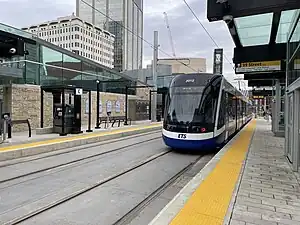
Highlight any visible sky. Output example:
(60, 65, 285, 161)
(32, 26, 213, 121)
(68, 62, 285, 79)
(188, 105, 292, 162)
(0, 0, 246, 86)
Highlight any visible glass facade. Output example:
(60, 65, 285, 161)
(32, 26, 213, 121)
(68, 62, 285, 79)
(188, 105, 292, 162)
(0, 33, 140, 95)
(287, 10, 300, 86)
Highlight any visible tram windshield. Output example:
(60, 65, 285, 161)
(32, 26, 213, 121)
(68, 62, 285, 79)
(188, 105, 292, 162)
(165, 84, 216, 125)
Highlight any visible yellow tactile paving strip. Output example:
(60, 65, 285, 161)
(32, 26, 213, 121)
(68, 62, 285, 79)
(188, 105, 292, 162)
(0, 123, 162, 152)
(169, 120, 256, 225)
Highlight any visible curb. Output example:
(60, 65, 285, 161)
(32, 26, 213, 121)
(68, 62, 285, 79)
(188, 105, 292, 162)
(148, 121, 253, 225)
(0, 125, 162, 162)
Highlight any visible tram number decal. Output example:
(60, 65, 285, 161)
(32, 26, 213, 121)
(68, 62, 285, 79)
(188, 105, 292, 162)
(178, 134, 187, 139)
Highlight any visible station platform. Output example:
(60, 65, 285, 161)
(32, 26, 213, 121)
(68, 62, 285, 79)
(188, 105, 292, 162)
(149, 119, 300, 225)
(0, 121, 162, 162)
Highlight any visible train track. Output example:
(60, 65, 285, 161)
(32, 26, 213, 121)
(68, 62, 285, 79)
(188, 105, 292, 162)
(112, 155, 204, 225)
(4, 149, 173, 225)
(0, 130, 161, 168)
(0, 132, 162, 184)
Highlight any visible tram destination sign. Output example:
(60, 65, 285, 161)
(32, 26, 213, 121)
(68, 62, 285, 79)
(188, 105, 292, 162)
(235, 60, 281, 74)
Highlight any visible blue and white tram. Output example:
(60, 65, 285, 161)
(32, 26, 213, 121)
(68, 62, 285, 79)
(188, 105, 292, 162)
(162, 73, 252, 151)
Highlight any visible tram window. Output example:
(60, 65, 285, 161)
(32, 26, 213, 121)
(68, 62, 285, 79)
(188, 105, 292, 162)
(227, 93, 235, 120)
(241, 101, 243, 116)
(218, 91, 226, 129)
(237, 99, 240, 118)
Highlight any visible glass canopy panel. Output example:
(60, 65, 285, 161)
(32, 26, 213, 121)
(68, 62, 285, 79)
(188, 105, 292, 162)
(234, 13, 273, 47)
(276, 9, 298, 43)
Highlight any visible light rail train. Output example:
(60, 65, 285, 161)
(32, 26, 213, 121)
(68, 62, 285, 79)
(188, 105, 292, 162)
(162, 73, 253, 150)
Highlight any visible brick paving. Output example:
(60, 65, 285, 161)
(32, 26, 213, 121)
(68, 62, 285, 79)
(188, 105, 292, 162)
(228, 119, 300, 225)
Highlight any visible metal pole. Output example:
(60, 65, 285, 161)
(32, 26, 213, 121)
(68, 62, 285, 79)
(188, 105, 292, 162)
(275, 79, 281, 134)
(60, 88, 66, 136)
(149, 90, 152, 120)
(151, 31, 158, 122)
(95, 81, 100, 129)
(3, 119, 7, 142)
(86, 90, 93, 132)
(40, 87, 44, 128)
(124, 86, 128, 125)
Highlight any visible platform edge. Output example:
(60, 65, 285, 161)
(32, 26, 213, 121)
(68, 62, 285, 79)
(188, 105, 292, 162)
(148, 121, 253, 225)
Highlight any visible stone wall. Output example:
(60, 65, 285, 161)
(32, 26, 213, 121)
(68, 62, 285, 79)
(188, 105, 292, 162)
(11, 84, 40, 132)
(3, 84, 144, 132)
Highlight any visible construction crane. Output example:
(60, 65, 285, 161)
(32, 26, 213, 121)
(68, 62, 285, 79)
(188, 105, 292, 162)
(163, 12, 176, 58)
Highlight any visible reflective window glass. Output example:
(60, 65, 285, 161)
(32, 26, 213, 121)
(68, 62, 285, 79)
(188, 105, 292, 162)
(276, 9, 297, 43)
(62, 54, 81, 83)
(234, 13, 273, 46)
(40, 46, 63, 85)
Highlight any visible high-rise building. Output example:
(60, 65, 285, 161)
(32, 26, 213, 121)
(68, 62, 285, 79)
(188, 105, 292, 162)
(21, 14, 115, 68)
(76, 0, 143, 72)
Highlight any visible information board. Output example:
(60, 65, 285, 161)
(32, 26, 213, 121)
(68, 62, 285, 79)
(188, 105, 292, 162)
(115, 100, 120, 113)
(252, 96, 264, 99)
(106, 100, 112, 113)
(235, 60, 281, 74)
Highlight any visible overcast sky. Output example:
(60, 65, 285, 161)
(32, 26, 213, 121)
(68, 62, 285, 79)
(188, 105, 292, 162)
(0, 0, 245, 86)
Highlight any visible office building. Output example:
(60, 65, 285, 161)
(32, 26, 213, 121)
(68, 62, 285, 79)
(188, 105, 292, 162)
(76, 0, 143, 72)
(21, 14, 115, 68)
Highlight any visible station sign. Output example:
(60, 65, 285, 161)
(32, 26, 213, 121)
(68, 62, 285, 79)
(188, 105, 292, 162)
(235, 60, 281, 74)
(252, 90, 272, 96)
(75, 88, 83, 95)
(252, 96, 264, 99)
(213, 48, 223, 75)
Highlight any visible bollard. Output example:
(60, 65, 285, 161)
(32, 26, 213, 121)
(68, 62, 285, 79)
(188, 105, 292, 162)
(106, 116, 109, 129)
(7, 122, 11, 139)
(106, 112, 111, 130)
(2, 119, 7, 142)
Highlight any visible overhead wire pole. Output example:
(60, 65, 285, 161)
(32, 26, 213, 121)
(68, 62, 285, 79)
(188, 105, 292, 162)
(151, 31, 159, 122)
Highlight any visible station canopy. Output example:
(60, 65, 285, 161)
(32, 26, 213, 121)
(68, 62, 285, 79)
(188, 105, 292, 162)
(234, 9, 297, 47)
(205, 0, 300, 88)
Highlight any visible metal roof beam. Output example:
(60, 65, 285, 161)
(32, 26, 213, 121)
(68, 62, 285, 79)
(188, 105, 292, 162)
(226, 20, 242, 48)
(269, 12, 281, 45)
